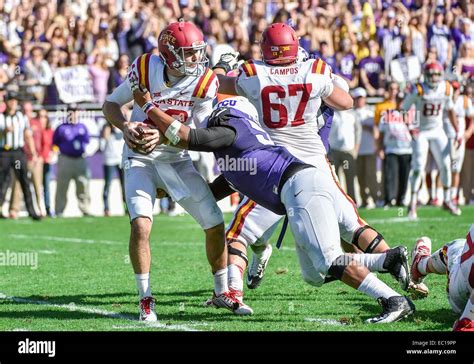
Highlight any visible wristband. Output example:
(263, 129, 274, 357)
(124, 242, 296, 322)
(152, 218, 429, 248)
(164, 119, 182, 145)
(142, 101, 156, 115)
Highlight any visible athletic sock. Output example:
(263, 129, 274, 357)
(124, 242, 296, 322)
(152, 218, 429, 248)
(444, 187, 451, 203)
(135, 273, 151, 298)
(213, 268, 229, 295)
(357, 272, 400, 299)
(417, 256, 430, 275)
(228, 264, 244, 291)
(351, 254, 386, 272)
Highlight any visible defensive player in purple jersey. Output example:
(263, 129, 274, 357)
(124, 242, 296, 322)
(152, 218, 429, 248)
(129, 68, 415, 323)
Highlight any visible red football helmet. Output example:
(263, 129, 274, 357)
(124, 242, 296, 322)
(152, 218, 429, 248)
(158, 21, 208, 76)
(260, 23, 299, 65)
(423, 61, 443, 89)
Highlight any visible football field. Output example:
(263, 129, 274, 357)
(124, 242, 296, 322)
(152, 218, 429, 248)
(0, 206, 473, 332)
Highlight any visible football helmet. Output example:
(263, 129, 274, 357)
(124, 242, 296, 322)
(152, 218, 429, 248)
(260, 23, 299, 65)
(423, 61, 443, 89)
(158, 21, 208, 76)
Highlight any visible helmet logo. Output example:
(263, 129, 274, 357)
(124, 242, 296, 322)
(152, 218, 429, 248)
(160, 31, 176, 46)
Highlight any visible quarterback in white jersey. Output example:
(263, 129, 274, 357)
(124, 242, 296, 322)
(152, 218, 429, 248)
(409, 226, 474, 331)
(402, 61, 460, 218)
(213, 23, 410, 304)
(103, 22, 251, 321)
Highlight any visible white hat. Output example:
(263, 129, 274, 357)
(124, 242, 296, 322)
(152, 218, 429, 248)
(351, 87, 367, 98)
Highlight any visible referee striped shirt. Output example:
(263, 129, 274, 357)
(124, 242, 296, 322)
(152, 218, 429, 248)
(0, 111, 30, 150)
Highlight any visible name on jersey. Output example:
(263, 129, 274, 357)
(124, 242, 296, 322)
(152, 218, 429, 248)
(153, 98, 195, 107)
(270, 67, 298, 75)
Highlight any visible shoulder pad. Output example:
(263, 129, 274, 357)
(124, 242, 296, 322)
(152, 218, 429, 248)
(192, 68, 218, 99)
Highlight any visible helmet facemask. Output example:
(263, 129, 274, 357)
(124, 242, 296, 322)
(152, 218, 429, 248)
(425, 70, 442, 89)
(167, 42, 208, 77)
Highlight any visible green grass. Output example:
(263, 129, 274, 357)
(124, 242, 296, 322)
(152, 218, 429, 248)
(0, 206, 472, 331)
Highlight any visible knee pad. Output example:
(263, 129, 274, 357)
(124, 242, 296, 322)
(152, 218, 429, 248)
(227, 239, 248, 265)
(352, 225, 384, 253)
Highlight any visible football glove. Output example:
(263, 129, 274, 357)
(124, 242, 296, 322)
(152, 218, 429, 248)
(213, 52, 240, 74)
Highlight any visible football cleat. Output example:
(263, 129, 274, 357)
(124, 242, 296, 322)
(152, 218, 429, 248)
(247, 244, 273, 289)
(442, 201, 461, 216)
(210, 291, 253, 315)
(366, 296, 415, 324)
(453, 318, 474, 332)
(139, 296, 157, 322)
(382, 246, 410, 291)
(411, 237, 432, 284)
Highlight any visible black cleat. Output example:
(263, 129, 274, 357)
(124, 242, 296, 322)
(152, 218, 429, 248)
(383, 246, 410, 291)
(246, 244, 272, 289)
(366, 296, 415, 324)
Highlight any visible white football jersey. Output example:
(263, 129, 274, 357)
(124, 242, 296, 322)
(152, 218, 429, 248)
(443, 95, 473, 138)
(235, 58, 334, 163)
(106, 54, 218, 162)
(402, 80, 454, 131)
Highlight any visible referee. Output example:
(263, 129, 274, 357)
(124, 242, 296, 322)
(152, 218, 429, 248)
(0, 92, 41, 220)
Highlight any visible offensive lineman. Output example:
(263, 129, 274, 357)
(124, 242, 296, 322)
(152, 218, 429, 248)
(102, 21, 251, 321)
(402, 62, 461, 219)
(211, 23, 409, 303)
(409, 226, 474, 331)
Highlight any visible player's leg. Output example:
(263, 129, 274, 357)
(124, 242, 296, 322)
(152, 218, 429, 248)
(54, 155, 72, 217)
(409, 132, 429, 218)
(172, 159, 251, 315)
(430, 130, 460, 215)
(451, 140, 465, 205)
(124, 158, 159, 321)
(225, 198, 281, 293)
(281, 167, 414, 323)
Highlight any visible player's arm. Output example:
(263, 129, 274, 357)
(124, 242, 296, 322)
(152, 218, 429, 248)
(208, 174, 235, 201)
(102, 78, 145, 150)
(323, 85, 353, 110)
(212, 52, 240, 95)
(130, 72, 235, 152)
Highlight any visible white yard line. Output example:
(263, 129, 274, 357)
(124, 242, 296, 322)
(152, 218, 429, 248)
(0, 293, 201, 332)
(366, 216, 451, 224)
(305, 317, 347, 326)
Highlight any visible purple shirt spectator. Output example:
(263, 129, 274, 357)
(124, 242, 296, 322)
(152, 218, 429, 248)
(358, 56, 384, 89)
(53, 122, 90, 158)
(339, 53, 356, 81)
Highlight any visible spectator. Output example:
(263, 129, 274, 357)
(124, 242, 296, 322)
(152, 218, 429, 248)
(377, 82, 412, 207)
(452, 17, 473, 52)
(352, 88, 378, 208)
(454, 42, 474, 80)
(427, 9, 453, 68)
(53, 104, 91, 217)
(24, 46, 53, 104)
(87, 49, 110, 104)
(101, 123, 124, 216)
(0, 92, 40, 220)
(38, 109, 55, 217)
(358, 40, 385, 96)
(377, 9, 403, 77)
(337, 38, 358, 88)
(108, 54, 130, 93)
(329, 109, 361, 202)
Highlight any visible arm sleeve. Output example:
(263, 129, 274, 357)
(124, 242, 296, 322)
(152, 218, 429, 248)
(105, 76, 133, 106)
(188, 126, 236, 152)
(208, 174, 235, 201)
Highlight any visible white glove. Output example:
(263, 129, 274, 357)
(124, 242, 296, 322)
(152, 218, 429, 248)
(213, 51, 240, 73)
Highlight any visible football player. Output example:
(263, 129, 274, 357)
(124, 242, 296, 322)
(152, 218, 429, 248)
(443, 82, 474, 205)
(402, 62, 461, 219)
(128, 85, 416, 323)
(210, 23, 409, 303)
(102, 21, 251, 321)
(409, 225, 474, 331)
